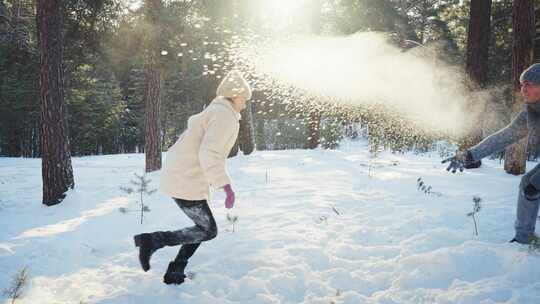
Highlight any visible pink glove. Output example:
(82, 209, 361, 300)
(223, 184, 235, 209)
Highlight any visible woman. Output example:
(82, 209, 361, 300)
(134, 70, 252, 285)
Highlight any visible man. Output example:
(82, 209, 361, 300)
(444, 63, 540, 244)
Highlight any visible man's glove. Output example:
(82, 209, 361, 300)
(223, 184, 235, 209)
(442, 150, 475, 173)
(524, 183, 540, 201)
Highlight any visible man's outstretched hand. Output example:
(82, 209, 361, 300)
(442, 151, 474, 173)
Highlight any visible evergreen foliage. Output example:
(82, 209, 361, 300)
(0, 1, 531, 155)
(119, 172, 156, 224)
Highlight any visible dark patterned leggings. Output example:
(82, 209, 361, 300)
(151, 198, 217, 262)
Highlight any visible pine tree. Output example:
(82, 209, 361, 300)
(467, 196, 482, 236)
(460, 0, 493, 169)
(3, 266, 29, 304)
(306, 0, 323, 149)
(144, 0, 162, 172)
(37, 0, 74, 206)
(120, 173, 156, 224)
(504, 0, 535, 175)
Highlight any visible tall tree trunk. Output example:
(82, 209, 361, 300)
(461, 0, 492, 169)
(144, 0, 162, 173)
(229, 0, 254, 155)
(504, 0, 535, 175)
(33, 119, 41, 157)
(207, 0, 254, 156)
(238, 100, 255, 155)
(465, 0, 492, 88)
(228, 141, 239, 158)
(12, 0, 24, 49)
(535, 7, 540, 62)
(306, 0, 322, 149)
(255, 117, 267, 151)
(253, 95, 267, 151)
(307, 108, 321, 149)
(0, 0, 7, 42)
(37, 0, 74, 206)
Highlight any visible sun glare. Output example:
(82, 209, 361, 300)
(260, 0, 307, 24)
(241, 33, 469, 134)
(126, 0, 143, 11)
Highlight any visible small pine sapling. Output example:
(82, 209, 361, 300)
(330, 289, 343, 304)
(417, 178, 442, 197)
(120, 173, 156, 224)
(3, 267, 28, 304)
(367, 145, 382, 178)
(467, 196, 482, 236)
(315, 215, 328, 224)
(417, 177, 430, 193)
(226, 213, 238, 232)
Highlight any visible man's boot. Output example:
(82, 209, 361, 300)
(510, 234, 540, 245)
(134, 233, 163, 272)
(163, 260, 188, 285)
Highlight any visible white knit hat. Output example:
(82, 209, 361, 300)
(216, 70, 252, 100)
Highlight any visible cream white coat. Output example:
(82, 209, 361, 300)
(160, 97, 240, 200)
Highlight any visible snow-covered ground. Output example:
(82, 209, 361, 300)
(1, 140, 540, 304)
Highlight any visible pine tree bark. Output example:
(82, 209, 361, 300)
(228, 101, 255, 157)
(465, 0, 492, 89)
(37, 0, 74, 206)
(0, 0, 7, 42)
(144, 0, 162, 173)
(307, 109, 321, 149)
(238, 100, 255, 155)
(461, 0, 492, 169)
(306, 0, 322, 149)
(504, 0, 535, 175)
(228, 141, 239, 158)
(255, 113, 267, 151)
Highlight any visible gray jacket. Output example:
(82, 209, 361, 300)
(469, 103, 540, 186)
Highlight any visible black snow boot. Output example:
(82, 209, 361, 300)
(134, 233, 162, 272)
(163, 261, 188, 285)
